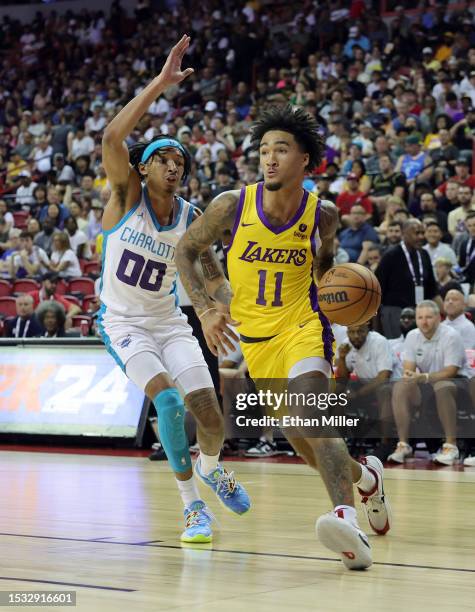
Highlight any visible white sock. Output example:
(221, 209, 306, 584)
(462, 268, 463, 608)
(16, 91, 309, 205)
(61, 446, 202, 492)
(176, 476, 201, 508)
(199, 451, 220, 475)
(334, 505, 357, 524)
(356, 464, 377, 493)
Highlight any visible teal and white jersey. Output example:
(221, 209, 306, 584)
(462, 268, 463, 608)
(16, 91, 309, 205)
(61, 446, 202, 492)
(100, 185, 195, 320)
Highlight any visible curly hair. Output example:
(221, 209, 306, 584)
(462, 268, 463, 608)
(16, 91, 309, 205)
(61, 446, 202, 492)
(250, 105, 324, 170)
(35, 300, 66, 331)
(128, 134, 191, 180)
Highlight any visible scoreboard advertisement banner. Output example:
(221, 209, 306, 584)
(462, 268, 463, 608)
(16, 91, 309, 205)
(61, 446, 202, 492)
(0, 345, 146, 437)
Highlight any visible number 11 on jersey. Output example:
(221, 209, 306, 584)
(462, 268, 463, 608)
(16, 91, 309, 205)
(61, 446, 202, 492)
(256, 270, 284, 307)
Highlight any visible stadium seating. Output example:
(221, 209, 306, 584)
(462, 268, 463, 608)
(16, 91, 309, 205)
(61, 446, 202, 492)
(0, 297, 17, 318)
(81, 261, 101, 276)
(12, 279, 40, 294)
(82, 294, 99, 313)
(12, 211, 29, 229)
(0, 280, 12, 297)
(55, 279, 68, 295)
(71, 314, 93, 333)
(63, 295, 82, 307)
(68, 277, 95, 297)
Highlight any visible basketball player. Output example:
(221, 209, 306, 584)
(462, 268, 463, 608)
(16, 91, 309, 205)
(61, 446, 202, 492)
(176, 105, 391, 569)
(100, 36, 249, 543)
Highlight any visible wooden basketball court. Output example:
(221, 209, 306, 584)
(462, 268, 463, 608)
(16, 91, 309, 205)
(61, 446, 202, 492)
(1, 451, 474, 611)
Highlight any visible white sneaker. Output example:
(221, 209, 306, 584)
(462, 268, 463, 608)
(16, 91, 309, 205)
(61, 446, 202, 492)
(433, 443, 459, 465)
(463, 455, 475, 467)
(358, 456, 392, 536)
(245, 439, 279, 457)
(316, 512, 372, 570)
(387, 442, 413, 464)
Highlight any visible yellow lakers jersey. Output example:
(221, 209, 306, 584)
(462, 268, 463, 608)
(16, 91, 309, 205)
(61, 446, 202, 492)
(227, 182, 322, 338)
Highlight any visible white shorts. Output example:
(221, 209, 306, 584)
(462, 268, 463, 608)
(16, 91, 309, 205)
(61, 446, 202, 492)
(98, 309, 212, 393)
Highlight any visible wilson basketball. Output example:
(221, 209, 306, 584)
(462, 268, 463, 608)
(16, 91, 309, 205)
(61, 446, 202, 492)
(318, 263, 381, 326)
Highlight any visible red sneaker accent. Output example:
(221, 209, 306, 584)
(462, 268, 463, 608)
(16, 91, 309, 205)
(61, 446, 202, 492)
(357, 465, 379, 499)
(342, 551, 356, 559)
(368, 517, 390, 536)
(335, 509, 345, 519)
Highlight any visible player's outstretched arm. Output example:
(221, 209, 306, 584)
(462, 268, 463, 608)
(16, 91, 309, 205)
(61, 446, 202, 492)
(102, 36, 194, 227)
(176, 190, 240, 356)
(313, 200, 339, 281)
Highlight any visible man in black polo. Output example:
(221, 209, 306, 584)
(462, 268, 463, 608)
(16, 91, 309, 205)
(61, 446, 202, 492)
(375, 219, 441, 338)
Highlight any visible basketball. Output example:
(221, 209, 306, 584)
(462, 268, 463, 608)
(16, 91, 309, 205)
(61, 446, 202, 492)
(318, 263, 381, 326)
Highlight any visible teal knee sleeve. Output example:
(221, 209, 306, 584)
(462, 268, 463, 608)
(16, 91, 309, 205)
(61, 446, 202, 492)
(154, 388, 192, 473)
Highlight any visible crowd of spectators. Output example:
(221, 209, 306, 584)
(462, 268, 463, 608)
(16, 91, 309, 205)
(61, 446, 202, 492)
(1, 1, 475, 462)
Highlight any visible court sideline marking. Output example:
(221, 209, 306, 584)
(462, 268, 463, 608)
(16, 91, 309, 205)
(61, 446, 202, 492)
(0, 576, 135, 592)
(1, 531, 474, 575)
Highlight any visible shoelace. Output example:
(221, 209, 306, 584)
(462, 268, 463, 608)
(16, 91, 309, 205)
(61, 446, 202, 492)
(215, 469, 237, 498)
(185, 510, 202, 529)
(185, 506, 215, 529)
(441, 444, 456, 454)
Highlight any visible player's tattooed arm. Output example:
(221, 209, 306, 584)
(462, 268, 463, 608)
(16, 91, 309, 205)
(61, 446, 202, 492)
(176, 191, 240, 356)
(192, 208, 232, 303)
(176, 190, 240, 315)
(313, 200, 338, 281)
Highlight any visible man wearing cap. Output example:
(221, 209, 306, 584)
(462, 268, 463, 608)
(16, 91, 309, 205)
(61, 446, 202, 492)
(395, 135, 432, 186)
(15, 170, 38, 207)
(339, 204, 379, 263)
(29, 272, 81, 324)
(343, 26, 370, 59)
(435, 156, 475, 199)
(336, 172, 373, 221)
(54, 153, 75, 184)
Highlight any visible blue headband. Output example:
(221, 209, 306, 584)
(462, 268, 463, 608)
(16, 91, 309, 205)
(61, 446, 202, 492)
(140, 138, 187, 164)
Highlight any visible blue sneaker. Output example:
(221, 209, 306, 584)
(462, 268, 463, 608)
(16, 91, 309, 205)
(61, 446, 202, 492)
(195, 458, 251, 515)
(181, 500, 213, 543)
